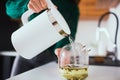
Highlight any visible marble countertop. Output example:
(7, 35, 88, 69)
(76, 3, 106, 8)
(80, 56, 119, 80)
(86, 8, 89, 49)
(7, 62, 120, 80)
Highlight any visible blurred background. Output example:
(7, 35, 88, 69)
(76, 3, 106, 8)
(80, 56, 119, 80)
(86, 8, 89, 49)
(0, 0, 20, 79)
(75, 0, 120, 65)
(0, 0, 120, 80)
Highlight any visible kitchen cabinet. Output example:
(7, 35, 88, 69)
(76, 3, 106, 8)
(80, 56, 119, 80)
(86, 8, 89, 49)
(79, 0, 109, 20)
(79, 0, 120, 20)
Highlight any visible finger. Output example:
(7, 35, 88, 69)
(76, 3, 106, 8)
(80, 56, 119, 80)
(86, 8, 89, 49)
(55, 48, 61, 58)
(28, 3, 37, 12)
(35, 0, 42, 9)
(29, 0, 42, 13)
(40, 0, 47, 9)
(28, 1, 39, 13)
(41, 0, 57, 9)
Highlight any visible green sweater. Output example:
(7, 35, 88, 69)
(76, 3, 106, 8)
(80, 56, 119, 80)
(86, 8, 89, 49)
(6, 0, 79, 54)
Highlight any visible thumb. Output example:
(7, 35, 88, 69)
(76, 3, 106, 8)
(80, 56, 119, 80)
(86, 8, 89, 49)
(55, 48, 61, 59)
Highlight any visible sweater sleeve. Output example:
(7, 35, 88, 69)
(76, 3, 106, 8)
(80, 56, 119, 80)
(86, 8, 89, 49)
(6, 0, 29, 19)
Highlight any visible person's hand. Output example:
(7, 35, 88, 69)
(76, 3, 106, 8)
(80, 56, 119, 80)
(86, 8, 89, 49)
(55, 48, 70, 66)
(28, 0, 47, 13)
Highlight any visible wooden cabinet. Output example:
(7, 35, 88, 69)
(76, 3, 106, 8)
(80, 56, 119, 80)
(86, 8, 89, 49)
(78, 0, 109, 20)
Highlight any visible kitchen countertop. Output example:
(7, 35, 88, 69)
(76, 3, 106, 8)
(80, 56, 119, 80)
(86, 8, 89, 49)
(7, 61, 120, 80)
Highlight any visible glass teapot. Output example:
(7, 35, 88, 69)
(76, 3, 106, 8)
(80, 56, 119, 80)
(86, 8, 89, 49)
(58, 42, 90, 80)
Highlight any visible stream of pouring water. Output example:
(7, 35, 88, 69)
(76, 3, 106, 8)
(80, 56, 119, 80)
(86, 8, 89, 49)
(68, 35, 74, 44)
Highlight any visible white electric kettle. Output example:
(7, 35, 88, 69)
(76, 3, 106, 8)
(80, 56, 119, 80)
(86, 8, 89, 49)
(11, 0, 71, 59)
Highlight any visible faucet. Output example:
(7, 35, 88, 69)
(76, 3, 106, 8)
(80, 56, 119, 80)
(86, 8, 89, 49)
(97, 11, 119, 62)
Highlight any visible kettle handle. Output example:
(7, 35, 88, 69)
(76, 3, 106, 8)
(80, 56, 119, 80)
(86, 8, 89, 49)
(21, 0, 55, 25)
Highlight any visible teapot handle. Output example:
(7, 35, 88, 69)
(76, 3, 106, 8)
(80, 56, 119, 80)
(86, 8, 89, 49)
(21, 0, 55, 25)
